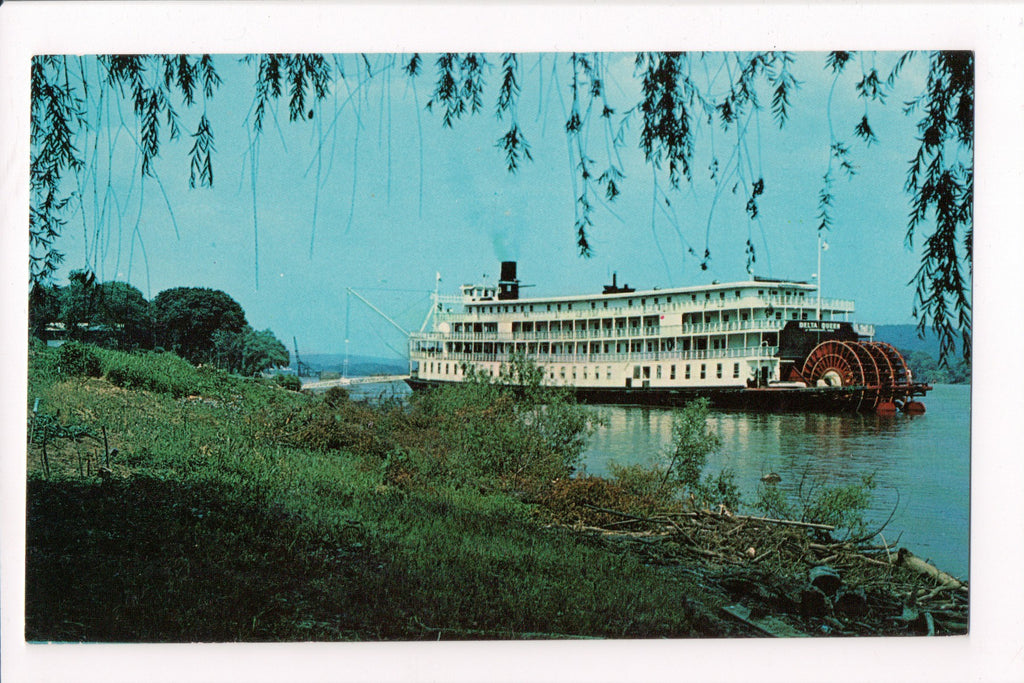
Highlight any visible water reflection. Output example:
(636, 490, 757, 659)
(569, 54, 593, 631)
(582, 385, 970, 578)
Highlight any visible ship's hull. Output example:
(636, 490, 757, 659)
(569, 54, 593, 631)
(403, 378, 930, 414)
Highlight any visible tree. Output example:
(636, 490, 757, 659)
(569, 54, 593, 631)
(29, 52, 972, 363)
(92, 281, 153, 350)
(241, 327, 289, 375)
(59, 270, 102, 342)
(28, 282, 61, 340)
(152, 287, 247, 364)
(212, 325, 289, 375)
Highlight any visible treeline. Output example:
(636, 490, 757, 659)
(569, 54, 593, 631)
(29, 271, 289, 376)
(902, 349, 971, 385)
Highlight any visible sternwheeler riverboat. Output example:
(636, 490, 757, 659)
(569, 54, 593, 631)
(406, 262, 930, 414)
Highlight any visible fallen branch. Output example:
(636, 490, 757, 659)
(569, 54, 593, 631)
(897, 548, 964, 589)
(729, 514, 836, 531)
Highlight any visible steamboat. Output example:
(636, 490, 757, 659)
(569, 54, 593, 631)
(406, 262, 930, 414)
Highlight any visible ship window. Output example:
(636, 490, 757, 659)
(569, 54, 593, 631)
(654, 298, 658, 304)
(642, 366, 651, 379)
(776, 312, 782, 320)
(628, 299, 633, 306)
(633, 366, 641, 379)
(530, 305, 534, 311)
(705, 293, 710, 300)
(557, 304, 562, 311)
(742, 312, 749, 321)
(445, 363, 450, 374)
(573, 367, 577, 380)
(685, 365, 691, 379)
(792, 312, 799, 319)
(607, 366, 612, 379)
(667, 297, 672, 303)
(723, 314, 729, 322)
(733, 363, 740, 378)
(547, 304, 551, 311)
(802, 312, 808, 320)
(603, 301, 608, 308)
(560, 367, 566, 379)
(656, 365, 662, 379)
(719, 292, 725, 299)
(670, 365, 676, 380)
(735, 290, 741, 297)
(758, 290, 764, 295)
(691, 295, 696, 301)
(591, 302, 596, 309)
(568, 304, 573, 310)
(700, 364, 706, 379)
(583, 367, 588, 379)
(716, 363, 722, 379)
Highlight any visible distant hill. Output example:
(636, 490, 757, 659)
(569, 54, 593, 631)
(873, 324, 968, 358)
(873, 324, 970, 384)
(300, 353, 407, 377)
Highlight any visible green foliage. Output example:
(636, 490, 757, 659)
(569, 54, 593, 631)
(100, 349, 203, 397)
(29, 282, 61, 339)
(659, 399, 742, 510)
(29, 410, 93, 446)
(802, 474, 878, 538)
(153, 286, 247, 364)
(56, 341, 102, 377)
(276, 373, 303, 391)
(903, 349, 970, 384)
(213, 326, 290, 375)
(753, 472, 878, 540)
(664, 398, 720, 489)
(408, 360, 598, 489)
(753, 481, 796, 521)
(701, 468, 742, 512)
(323, 385, 349, 406)
(25, 350, 706, 640)
(91, 281, 153, 350)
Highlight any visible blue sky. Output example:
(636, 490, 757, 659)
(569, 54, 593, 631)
(53, 52, 939, 357)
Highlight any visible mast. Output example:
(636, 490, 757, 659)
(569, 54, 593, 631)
(344, 290, 351, 379)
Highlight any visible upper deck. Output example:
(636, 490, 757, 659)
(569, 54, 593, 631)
(436, 280, 855, 325)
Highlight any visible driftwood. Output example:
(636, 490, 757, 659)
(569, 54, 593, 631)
(897, 548, 964, 589)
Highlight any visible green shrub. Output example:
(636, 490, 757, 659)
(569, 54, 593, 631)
(56, 342, 102, 378)
(275, 374, 302, 391)
(323, 385, 348, 406)
(752, 472, 878, 539)
(408, 371, 597, 490)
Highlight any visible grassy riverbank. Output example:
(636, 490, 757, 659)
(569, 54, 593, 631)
(25, 343, 967, 641)
(26, 344, 728, 640)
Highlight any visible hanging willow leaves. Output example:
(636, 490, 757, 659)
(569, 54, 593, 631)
(28, 51, 973, 364)
(904, 50, 973, 364)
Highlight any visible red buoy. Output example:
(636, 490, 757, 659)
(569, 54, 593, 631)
(875, 400, 898, 416)
(904, 401, 926, 414)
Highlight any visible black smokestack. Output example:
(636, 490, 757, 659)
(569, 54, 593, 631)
(498, 261, 519, 300)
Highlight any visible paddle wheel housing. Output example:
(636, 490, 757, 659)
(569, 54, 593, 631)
(800, 340, 930, 413)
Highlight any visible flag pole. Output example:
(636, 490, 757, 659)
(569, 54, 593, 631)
(816, 233, 822, 321)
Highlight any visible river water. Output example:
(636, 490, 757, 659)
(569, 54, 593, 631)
(582, 384, 971, 579)
(352, 380, 970, 579)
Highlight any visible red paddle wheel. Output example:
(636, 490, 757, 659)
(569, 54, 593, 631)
(801, 339, 925, 413)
